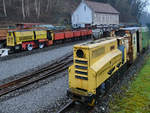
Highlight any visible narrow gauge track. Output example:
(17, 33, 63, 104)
(0, 39, 90, 61)
(57, 100, 75, 113)
(0, 52, 73, 97)
(57, 65, 132, 113)
(57, 51, 149, 113)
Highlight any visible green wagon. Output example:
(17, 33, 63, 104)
(141, 27, 150, 51)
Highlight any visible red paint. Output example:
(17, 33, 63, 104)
(80, 30, 87, 36)
(46, 40, 53, 46)
(88, 29, 92, 35)
(54, 32, 65, 40)
(73, 31, 81, 37)
(38, 39, 47, 42)
(22, 41, 36, 50)
(64, 31, 74, 39)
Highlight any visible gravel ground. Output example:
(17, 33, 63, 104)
(0, 71, 69, 113)
(0, 44, 75, 81)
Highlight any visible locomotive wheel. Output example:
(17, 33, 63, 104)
(88, 98, 96, 107)
(27, 44, 33, 51)
(39, 43, 45, 49)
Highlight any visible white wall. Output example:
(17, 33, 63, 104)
(72, 2, 93, 27)
(93, 13, 119, 25)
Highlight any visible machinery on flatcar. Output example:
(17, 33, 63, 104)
(67, 27, 150, 106)
(6, 29, 92, 51)
(7, 29, 52, 51)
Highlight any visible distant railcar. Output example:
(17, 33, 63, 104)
(7, 30, 51, 51)
(141, 27, 150, 51)
(6, 29, 92, 51)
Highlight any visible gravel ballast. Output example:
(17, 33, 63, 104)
(0, 45, 74, 81)
(0, 71, 69, 113)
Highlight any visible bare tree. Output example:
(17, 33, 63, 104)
(37, 0, 41, 18)
(8, 0, 12, 6)
(22, 0, 25, 19)
(26, 0, 30, 16)
(46, 0, 50, 12)
(34, 0, 38, 16)
(3, 0, 7, 16)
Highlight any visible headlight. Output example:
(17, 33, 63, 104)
(76, 49, 84, 58)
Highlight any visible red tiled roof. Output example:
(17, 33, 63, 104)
(86, 1, 119, 14)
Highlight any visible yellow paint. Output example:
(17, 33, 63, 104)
(132, 33, 137, 61)
(69, 37, 126, 97)
(15, 31, 34, 45)
(7, 30, 48, 47)
(35, 30, 47, 40)
(7, 32, 15, 46)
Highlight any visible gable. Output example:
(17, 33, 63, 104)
(72, 2, 93, 16)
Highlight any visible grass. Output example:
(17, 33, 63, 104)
(109, 56, 150, 113)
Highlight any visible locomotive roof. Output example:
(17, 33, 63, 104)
(8, 29, 48, 32)
(75, 37, 116, 48)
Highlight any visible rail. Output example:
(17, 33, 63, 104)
(0, 53, 73, 97)
(57, 100, 75, 113)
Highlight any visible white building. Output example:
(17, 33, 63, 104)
(71, 0, 119, 28)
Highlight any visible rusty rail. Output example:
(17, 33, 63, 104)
(0, 53, 73, 97)
(57, 100, 75, 113)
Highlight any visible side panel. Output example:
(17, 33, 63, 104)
(54, 32, 65, 40)
(88, 29, 92, 35)
(35, 30, 47, 40)
(15, 31, 34, 45)
(90, 49, 122, 93)
(89, 40, 117, 66)
(132, 33, 137, 61)
(125, 34, 133, 63)
(124, 38, 129, 61)
(65, 31, 74, 39)
(142, 27, 150, 50)
(80, 29, 88, 36)
(0, 29, 7, 40)
(7, 32, 15, 46)
(73, 31, 81, 37)
(139, 31, 143, 53)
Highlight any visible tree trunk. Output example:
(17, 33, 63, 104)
(3, 0, 7, 16)
(37, 0, 41, 18)
(22, 0, 25, 19)
(35, 0, 38, 16)
(46, 0, 50, 12)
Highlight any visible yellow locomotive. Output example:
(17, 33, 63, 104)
(67, 37, 127, 106)
(7, 29, 53, 51)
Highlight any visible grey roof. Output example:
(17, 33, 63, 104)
(86, 1, 119, 14)
(121, 27, 140, 30)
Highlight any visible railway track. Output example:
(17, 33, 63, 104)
(57, 51, 149, 113)
(57, 100, 75, 113)
(0, 39, 90, 61)
(0, 52, 73, 97)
